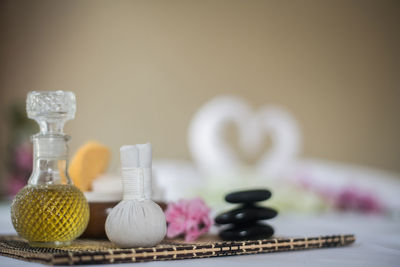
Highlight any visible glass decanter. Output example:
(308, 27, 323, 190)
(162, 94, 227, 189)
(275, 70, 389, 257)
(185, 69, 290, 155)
(11, 91, 89, 247)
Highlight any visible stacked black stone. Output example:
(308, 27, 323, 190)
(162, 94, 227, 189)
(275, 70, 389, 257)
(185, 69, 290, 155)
(215, 189, 277, 241)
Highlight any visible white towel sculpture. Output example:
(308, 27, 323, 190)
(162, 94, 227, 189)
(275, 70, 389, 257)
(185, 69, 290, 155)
(188, 95, 301, 177)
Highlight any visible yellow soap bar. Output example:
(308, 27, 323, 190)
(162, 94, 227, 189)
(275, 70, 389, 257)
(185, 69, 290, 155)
(69, 141, 111, 191)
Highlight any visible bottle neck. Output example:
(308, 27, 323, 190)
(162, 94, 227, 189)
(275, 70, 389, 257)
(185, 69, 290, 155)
(28, 134, 72, 185)
(37, 119, 65, 134)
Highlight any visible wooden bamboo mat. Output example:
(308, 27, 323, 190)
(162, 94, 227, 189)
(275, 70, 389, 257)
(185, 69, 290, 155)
(0, 234, 355, 265)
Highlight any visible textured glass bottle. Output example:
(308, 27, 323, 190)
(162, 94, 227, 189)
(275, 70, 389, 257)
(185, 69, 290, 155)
(11, 91, 89, 247)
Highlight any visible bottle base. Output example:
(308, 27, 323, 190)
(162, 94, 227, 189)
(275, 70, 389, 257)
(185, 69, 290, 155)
(28, 241, 71, 248)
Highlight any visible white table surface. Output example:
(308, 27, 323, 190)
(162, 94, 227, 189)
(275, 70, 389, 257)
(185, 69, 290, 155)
(1, 203, 400, 267)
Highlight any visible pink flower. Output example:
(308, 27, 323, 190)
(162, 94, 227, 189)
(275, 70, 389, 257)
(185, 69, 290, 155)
(165, 198, 213, 242)
(14, 142, 33, 171)
(335, 187, 383, 214)
(295, 173, 385, 215)
(7, 174, 27, 197)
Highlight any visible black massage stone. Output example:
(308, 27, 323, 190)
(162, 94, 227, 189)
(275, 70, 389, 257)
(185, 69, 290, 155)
(215, 205, 278, 224)
(225, 189, 272, 204)
(219, 222, 274, 241)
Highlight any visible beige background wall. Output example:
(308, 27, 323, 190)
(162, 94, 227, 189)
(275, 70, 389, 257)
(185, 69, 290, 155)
(1, 0, 399, 174)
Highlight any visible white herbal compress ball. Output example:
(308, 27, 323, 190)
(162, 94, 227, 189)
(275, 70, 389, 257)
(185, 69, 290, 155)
(105, 143, 166, 247)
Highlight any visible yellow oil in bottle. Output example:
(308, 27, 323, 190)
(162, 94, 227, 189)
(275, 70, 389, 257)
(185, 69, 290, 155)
(11, 184, 89, 247)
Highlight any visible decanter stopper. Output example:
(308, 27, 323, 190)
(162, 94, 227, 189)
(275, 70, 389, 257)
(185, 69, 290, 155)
(26, 91, 76, 134)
